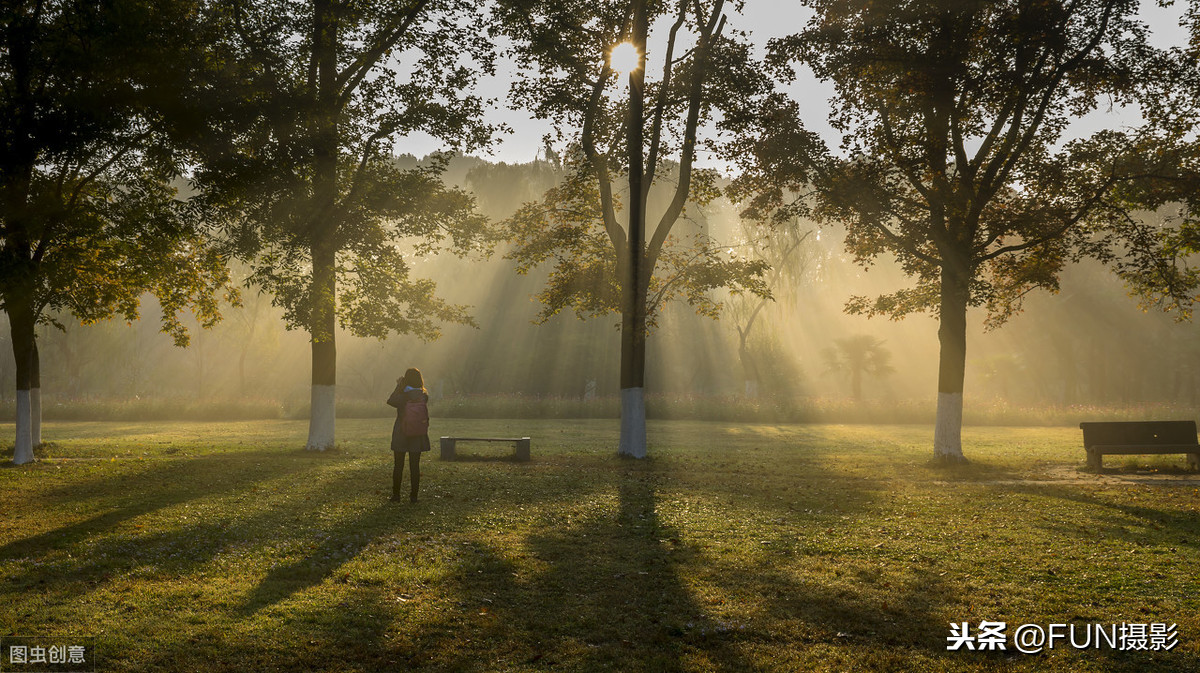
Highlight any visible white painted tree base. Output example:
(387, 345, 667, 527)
(306, 384, 336, 451)
(934, 391, 967, 462)
(31, 387, 41, 447)
(618, 387, 647, 458)
(13, 390, 34, 465)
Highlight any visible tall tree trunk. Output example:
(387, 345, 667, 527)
(238, 345, 247, 397)
(851, 365, 863, 402)
(737, 336, 759, 399)
(934, 261, 969, 463)
(307, 243, 337, 450)
(9, 299, 36, 464)
(30, 339, 40, 446)
(618, 305, 648, 457)
(737, 296, 768, 398)
(195, 331, 205, 399)
(4, 2, 40, 464)
(306, 0, 339, 451)
(618, 0, 649, 459)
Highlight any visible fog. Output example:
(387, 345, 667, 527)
(5, 154, 1198, 417)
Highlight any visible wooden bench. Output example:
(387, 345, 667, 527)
(1079, 421, 1200, 471)
(439, 436, 531, 462)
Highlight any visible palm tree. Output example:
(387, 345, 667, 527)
(822, 335, 895, 401)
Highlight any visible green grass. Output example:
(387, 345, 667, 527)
(1, 419, 1198, 672)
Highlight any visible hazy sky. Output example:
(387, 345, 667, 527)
(397, 1, 1193, 165)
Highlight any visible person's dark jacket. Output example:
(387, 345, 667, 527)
(387, 385, 432, 453)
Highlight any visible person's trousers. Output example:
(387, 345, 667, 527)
(393, 450, 420, 501)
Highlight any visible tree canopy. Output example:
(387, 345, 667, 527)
(495, 0, 774, 327)
(1, 0, 237, 463)
(736, 0, 1197, 460)
(493, 0, 780, 456)
(190, 0, 499, 449)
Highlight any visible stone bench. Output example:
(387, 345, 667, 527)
(439, 436, 531, 462)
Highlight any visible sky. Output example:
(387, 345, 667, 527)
(398, 0, 1194, 166)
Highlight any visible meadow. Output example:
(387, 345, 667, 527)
(1, 419, 1198, 672)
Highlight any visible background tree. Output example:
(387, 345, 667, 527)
(194, 0, 496, 450)
(822, 334, 895, 402)
(725, 217, 815, 397)
(495, 0, 772, 458)
(1, 0, 234, 464)
(746, 0, 1192, 461)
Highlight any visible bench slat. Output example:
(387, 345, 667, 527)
(441, 437, 529, 442)
(1086, 444, 1199, 451)
(1080, 421, 1200, 470)
(1079, 421, 1197, 446)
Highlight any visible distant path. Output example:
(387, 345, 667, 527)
(934, 465, 1200, 487)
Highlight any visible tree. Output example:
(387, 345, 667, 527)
(1, 0, 234, 464)
(822, 334, 894, 402)
(1111, 3, 1200, 317)
(746, 0, 1193, 461)
(495, 0, 772, 457)
(194, 0, 496, 450)
(725, 217, 815, 397)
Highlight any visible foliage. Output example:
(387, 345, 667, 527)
(494, 0, 774, 329)
(733, 0, 1200, 459)
(192, 0, 498, 342)
(821, 334, 895, 401)
(1105, 0, 1200, 320)
(0, 0, 236, 346)
(753, 0, 1196, 328)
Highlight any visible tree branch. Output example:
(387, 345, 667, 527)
(579, 59, 626, 261)
(643, 0, 688, 198)
(647, 0, 724, 269)
(336, 0, 432, 108)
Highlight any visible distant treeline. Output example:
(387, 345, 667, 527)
(4, 393, 1196, 429)
(1, 156, 1198, 413)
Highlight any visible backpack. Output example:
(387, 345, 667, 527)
(401, 398, 429, 437)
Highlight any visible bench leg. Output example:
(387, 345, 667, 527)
(1087, 449, 1101, 471)
(514, 438, 530, 462)
(440, 437, 456, 461)
(1188, 453, 1199, 471)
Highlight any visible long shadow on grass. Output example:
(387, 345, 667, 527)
(393, 466, 748, 670)
(6, 453, 629, 671)
(1007, 483, 1200, 552)
(397, 457, 892, 671)
(0, 451, 323, 562)
(231, 499, 396, 617)
(106, 580, 405, 673)
(0, 453, 387, 619)
(973, 484, 1200, 673)
(229, 458, 611, 619)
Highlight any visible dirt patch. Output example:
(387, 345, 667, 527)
(1038, 464, 1200, 486)
(928, 464, 1200, 487)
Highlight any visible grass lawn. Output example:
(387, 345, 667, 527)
(1, 418, 1198, 672)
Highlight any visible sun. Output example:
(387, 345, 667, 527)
(609, 42, 641, 74)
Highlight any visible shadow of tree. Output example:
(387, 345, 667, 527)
(31, 432, 1190, 670)
(1008, 483, 1200, 554)
(229, 456, 605, 618)
(0, 451, 323, 562)
(385, 456, 893, 672)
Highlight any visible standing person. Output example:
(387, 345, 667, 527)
(387, 368, 431, 503)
